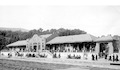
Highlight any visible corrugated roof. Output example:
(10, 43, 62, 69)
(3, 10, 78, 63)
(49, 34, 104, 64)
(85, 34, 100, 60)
(7, 40, 27, 47)
(95, 35, 115, 42)
(47, 34, 97, 44)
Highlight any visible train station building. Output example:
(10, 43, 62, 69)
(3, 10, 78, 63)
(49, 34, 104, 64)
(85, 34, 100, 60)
(5, 33, 120, 59)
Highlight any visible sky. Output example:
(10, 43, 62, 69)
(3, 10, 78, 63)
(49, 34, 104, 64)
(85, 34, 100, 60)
(0, 0, 120, 36)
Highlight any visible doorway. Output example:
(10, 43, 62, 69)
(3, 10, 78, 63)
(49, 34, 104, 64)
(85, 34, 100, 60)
(99, 43, 108, 58)
(33, 45, 37, 52)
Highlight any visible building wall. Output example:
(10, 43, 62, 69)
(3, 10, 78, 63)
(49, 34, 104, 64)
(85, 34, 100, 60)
(26, 34, 46, 52)
(95, 41, 114, 55)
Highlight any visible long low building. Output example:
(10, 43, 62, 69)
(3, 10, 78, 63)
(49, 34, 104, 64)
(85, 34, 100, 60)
(46, 34, 119, 59)
(46, 34, 97, 52)
(6, 33, 58, 52)
(3, 33, 120, 60)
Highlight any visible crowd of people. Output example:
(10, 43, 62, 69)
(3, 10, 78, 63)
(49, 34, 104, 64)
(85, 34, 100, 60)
(1, 50, 120, 62)
(91, 53, 119, 62)
(107, 54, 119, 62)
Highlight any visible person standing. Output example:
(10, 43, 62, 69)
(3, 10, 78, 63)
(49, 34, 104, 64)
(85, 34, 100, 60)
(96, 55, 98, 60)
(92, 54, 94, 60)
(109, 56, 112, 61)
(116, 55, 119, 61)
(59, 54, 61, 58)
(113, 55, 115, 62)
(105, 54, 107, 59)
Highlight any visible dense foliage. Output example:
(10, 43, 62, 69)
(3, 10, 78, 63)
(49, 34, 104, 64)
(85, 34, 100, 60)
(0, 28, 87, 50)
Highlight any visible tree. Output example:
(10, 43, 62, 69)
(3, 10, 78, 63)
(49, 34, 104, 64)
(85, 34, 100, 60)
(0, 35, 6, 50)
(0, 28, 87, 50)
(58, 29, 87, 36)
(50, 29, 57, 34)
(38, 28, 43, 32)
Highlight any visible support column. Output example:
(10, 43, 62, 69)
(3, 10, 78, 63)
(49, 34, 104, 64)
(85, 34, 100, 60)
(40, 42, 42, 51)
(108, 42, 113, 55)
(89, 45, 92, 53)
(77, 44, 79, 52)
(95, 43, 100, 53)
(53, 45, 55, 50)
(32, 43, 34, 52)
(82, 43, 85, 53)
(28, 44, 30, 52)
(32, 43, 33, 50)
(37, 43, 39, 52)
(30, 44, 32, 52)
(26, 44, 29, 52)
(21, 48, 23, 52)
(65, 44, 67, 52)
(69, 44, 72, 52)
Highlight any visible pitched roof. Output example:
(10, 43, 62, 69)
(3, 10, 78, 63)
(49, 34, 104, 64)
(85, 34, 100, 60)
(46, 33, 59, 42)
(6, 34, 52, 47)
(47, 34, 97, 44)
(7, 40, 27, 47)
(95, 35, 115, 42)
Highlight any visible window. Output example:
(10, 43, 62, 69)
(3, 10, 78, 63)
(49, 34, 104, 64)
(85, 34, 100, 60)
(38, 44, 41, 50)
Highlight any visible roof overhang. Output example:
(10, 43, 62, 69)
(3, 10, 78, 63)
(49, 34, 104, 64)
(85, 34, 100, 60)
(47, 34, 97, 44)
(95, 36, 116, 42)
(7, 40, 27, 47)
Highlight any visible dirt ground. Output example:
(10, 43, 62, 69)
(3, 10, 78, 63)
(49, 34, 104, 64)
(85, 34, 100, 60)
(0, 59, 119, 70)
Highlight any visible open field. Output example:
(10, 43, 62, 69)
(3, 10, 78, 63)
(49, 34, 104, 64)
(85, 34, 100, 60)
(0, 58, 120, 70)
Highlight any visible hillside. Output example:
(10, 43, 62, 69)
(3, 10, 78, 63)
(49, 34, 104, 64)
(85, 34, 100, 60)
(0, 27, 29, 32)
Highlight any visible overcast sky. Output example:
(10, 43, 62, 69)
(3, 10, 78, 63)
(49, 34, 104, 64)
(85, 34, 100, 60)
(0, 5, 120, 36)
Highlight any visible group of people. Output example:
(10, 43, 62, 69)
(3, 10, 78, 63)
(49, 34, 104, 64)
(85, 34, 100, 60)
(92, 53, 119, 62)
(67, 54, 81, 59)
(107, 54, 119, 62)
(53, 53, 61, 58)
(91, 54, 98, 61)
(8, 53, 12, 58)
(38, 54, 47, 58)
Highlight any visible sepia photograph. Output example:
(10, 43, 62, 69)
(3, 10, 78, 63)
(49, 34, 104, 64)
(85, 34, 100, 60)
(0, 0, 120, 70)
